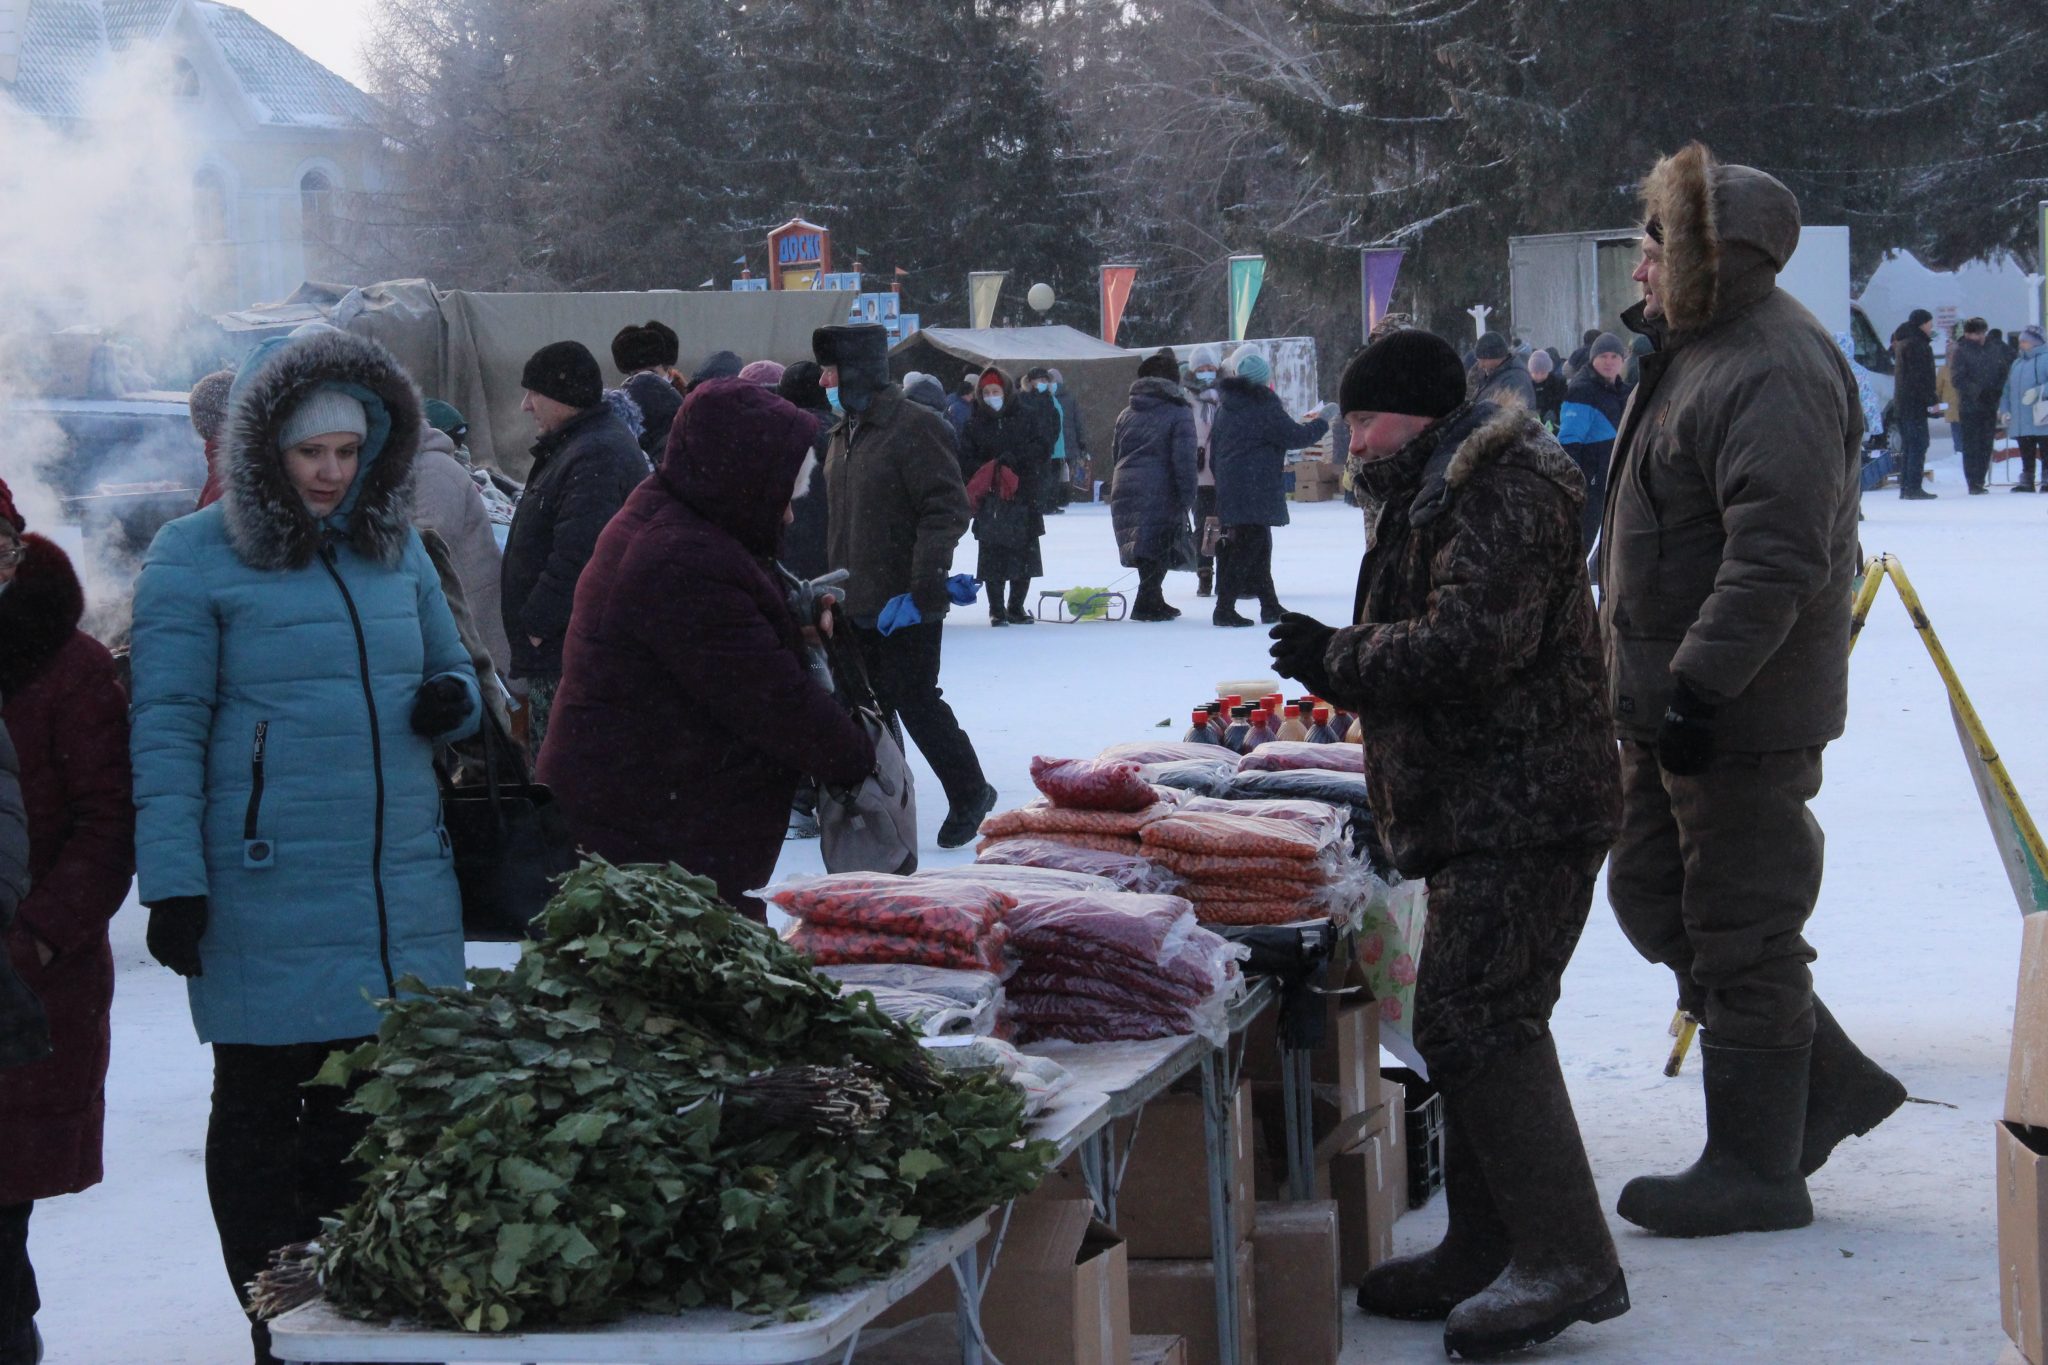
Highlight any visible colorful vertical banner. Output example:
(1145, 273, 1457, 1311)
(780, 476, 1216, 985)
(1099, 264, 1139, 345)
(968, 271, 1008, 330)
(2039, 202, 2047, 332)
(1361, 248, 1406, 339)
(1228, 254, 1266, 343)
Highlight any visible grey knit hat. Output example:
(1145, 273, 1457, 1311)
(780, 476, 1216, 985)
(278, 385, 369, 451)
(1589, 332, 1630, 360)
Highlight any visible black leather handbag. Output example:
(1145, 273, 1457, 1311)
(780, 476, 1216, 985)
(440, 714, 581, 942)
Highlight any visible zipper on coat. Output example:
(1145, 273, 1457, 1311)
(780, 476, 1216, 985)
(319, 545, 396, 998)
(243, 721, 274, 867)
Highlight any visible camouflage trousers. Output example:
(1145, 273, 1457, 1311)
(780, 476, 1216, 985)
(1413, 845, 1606, 1085)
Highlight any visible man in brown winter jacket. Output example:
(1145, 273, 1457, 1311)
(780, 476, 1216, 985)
(815, 324, 995, 848)
(1270, 329, 1627, 1359)
(1600, 143, 1906, 1240)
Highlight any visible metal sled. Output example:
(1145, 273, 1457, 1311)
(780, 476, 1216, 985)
(1036, 588, 1128, 623)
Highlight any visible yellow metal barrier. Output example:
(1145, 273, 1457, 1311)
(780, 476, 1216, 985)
(1664, 554, 2048, 1074)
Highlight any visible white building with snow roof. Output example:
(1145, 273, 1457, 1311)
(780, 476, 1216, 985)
(0, 0, 389, 311)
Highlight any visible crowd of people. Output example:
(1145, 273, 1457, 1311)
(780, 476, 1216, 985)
(1891, 312, 2048, 496)
(0, 142, 1938, 1363)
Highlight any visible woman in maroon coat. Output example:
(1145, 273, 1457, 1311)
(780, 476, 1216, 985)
(538, 378, 873, 916)
(0, 482, 135, 1363)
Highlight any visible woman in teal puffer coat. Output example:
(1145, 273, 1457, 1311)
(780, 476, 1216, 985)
(129, 328, 479, 1365)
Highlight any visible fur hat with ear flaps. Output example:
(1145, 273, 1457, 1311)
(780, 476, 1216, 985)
(1640, 141, 1803, 335)
(222, 329, 424, 573)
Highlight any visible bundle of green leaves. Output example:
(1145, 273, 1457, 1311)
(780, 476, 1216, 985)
(283, 861, 1051, 1332)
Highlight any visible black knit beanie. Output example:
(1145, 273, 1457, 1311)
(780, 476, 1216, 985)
(1339, 330, 1468, 419)
(522, 340, 603, 410)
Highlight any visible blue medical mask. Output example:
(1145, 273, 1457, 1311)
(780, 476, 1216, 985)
(986, 394, 1005, 412)
(825, 385, 842, 412)
(1033, 381, 1049, 394)
(1196, 369, 1217, 386)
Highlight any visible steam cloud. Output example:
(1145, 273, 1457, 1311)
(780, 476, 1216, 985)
(0, 46, 205, 641)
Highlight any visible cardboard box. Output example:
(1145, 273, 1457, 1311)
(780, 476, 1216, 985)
(1252, 1202, 1342, 1365)
(979, 1199, 1130, 1365)
(1249, 1081, 1391, 1201)
(1241, 962, 1378, 1102)
(2010, 914, 2048, 1126)
(2000, 1121, 2048, 1363)
(1331, 1130, 1399, 1282)
(1129, 1242, 1257, 1365)
(1133, 1335, 1190, 1365)
(1379, 1076, 1409, 1221)
(1115, 1083, 1257, 1260)
(871, 1195, 1129, 1365)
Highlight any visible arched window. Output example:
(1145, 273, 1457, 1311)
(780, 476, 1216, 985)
(193, 167, 229, 243)
(171, 57, 200, 97)
(299, 169, 334, 248)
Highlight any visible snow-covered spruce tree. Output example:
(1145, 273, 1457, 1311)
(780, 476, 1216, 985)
(730, 0, 1104, 329)
(1241, 0, 2048, 335)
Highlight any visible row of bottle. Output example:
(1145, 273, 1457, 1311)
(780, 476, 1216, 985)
(1184, 692, 1357, 753)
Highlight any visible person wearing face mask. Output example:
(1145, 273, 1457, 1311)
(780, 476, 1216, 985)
(962, 365, 1050, 628)
(813, 325, 996, 849)
(1185, 347, 1222, 596)
(1048, 368, 1088, 511)
(128, 330, 481, 1365)
(0, 479, 134, 1365)
(1016, 367, 1065, 516)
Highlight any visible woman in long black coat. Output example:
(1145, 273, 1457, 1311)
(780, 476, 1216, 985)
(959, 366, 1050, 626)
(1109, 355, 1198, 622)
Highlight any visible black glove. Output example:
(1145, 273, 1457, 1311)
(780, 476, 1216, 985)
(1656, 678, 1718, 777)
(410, 676, 471, 737)
(1268, 612, 1338, 699)
(145, 896, 207, 978)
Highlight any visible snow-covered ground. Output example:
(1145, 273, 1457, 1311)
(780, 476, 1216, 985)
(29, 441, 2035, 1362)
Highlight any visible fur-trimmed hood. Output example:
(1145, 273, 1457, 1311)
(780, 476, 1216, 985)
(220, 329, 424, 571)
(0, 534, 84, 694)
(1640, 142, 1802, 335)
(1353, 402, 1584, 529)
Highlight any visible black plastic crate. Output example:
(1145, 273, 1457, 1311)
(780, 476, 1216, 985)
(1382, 1066, 1446, 1209)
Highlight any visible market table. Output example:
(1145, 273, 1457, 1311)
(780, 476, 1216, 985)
(271, 982, 1286, 1365)
(268, 1212, 997, 1364)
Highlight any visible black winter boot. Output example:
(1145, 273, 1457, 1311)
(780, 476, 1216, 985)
(1440, 1036, 1629, 1359)
(936, 783, 999, 850)
(1801, 997, 1906, 1176)
(1616, 1035, 1813, 1237)
(1357, 1121, 1508, 1321)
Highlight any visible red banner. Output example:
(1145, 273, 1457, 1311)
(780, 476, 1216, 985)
(1099, 265, 1138, 346)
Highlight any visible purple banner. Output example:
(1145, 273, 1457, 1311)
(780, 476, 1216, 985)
(1362, 248, 1406, 339)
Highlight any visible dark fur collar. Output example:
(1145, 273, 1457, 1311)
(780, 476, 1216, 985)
(0, 534, 84, 694)
(222, 330, 424, 571)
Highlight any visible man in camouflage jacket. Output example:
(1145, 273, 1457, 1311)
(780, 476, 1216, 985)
(1269, 329, 1626, 1359)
